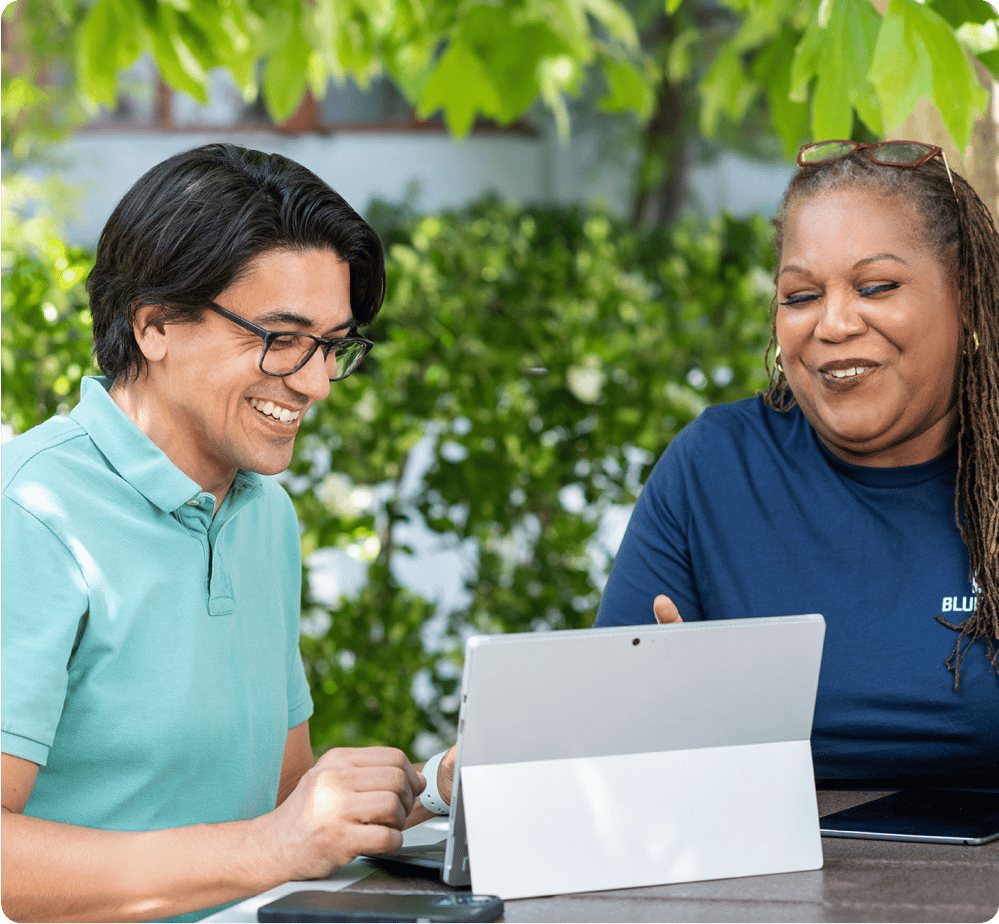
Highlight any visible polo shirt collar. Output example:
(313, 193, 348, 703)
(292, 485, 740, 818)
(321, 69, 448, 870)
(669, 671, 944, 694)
(71, 377, 263, 514)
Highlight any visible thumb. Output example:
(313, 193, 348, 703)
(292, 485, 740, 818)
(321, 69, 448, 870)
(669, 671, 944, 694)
(653, 594, 683, 624)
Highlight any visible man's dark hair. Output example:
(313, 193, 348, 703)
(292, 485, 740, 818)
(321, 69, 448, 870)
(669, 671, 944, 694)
(86, 143, 386, 382)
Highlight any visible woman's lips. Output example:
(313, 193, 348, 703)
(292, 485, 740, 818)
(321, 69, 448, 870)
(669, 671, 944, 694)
(817, 359, 880, 386)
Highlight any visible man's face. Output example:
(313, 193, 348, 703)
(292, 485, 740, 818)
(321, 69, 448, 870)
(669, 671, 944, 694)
(141, 247, 352, 494)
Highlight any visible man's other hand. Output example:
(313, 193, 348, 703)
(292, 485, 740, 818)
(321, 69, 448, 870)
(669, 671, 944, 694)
(437, 745, 456, 807)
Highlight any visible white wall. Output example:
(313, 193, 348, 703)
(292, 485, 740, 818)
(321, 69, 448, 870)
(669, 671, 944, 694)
(36, 130, 551, 246)
(31, 127, 793, 247)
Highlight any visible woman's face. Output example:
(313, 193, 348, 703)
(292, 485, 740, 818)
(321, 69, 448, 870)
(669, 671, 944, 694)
(776, 186, 963, 467)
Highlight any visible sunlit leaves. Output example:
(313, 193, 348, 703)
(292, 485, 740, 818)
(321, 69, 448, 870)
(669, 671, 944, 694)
(689, 0, 996, 155)
(870, 0, 989, 147)
(790, 0, 882, 140)
(54, 0, 654, 137)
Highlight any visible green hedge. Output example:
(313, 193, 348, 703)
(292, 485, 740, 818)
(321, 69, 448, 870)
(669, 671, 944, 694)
(1, 197, 776, 757)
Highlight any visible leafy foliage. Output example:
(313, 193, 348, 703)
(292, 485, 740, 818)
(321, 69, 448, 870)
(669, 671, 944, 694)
(4, 0, 653, 138)
(5, 0, 994, 155)
(1, 180, 98, 433)
(685, 0, 998, 157)
(0, 197, 776, 757)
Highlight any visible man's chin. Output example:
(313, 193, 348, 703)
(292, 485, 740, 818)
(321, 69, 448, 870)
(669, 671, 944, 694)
(242, 447, 297, 477)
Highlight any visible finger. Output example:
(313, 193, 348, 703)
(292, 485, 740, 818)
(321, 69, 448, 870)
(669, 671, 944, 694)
(345, 789, 411, 830)
(653, 594, 683, 624)
(324, 765, 420, 806)
(321, 748, 423, 797)
(355, 824, 405, 857)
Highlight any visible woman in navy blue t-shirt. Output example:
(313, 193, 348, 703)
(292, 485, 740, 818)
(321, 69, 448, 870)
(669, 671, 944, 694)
(596, 141, 999, 788)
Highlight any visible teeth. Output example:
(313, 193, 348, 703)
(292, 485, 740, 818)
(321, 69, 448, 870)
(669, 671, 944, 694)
(828, 367, 867, 379)
(250, 398, 300, 423)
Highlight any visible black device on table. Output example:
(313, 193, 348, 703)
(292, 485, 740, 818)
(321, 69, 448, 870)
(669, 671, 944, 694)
(819, 789, 999, 845)
(256, 890, 504, 923)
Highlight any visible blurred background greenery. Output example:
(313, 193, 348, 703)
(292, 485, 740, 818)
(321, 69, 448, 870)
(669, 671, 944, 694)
(3, 0, 997, 757)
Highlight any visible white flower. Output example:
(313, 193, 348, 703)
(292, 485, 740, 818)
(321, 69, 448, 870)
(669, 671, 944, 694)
(567, 355, 606, 404)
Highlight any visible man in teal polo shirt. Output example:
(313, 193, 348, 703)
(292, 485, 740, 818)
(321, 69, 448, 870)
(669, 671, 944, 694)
(1, 144, 433, 922)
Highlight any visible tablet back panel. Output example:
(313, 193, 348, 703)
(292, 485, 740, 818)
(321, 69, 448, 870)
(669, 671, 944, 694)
(453, 615, 826, 898)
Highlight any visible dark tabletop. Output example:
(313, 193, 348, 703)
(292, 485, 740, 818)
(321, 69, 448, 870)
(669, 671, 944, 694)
(346, 791, 999, 923)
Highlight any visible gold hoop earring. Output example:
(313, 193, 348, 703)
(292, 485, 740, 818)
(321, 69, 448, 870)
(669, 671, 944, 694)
(774, 345, 784, 373)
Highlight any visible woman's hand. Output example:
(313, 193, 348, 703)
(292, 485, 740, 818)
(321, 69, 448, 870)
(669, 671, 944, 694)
(653, 594, 683, 624)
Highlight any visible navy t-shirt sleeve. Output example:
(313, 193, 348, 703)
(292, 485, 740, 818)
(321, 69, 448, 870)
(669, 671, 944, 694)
(596, 426, 705, 627)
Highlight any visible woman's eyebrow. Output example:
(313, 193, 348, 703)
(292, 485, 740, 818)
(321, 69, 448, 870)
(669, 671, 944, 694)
(853, 253, 908, 268)
(778, 253, 908, 278)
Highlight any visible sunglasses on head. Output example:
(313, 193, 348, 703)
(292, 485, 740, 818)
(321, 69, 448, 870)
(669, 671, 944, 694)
(797, 139, 959, 209)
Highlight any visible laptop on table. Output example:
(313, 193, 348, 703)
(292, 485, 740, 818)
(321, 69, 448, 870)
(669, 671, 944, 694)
(365, 614, 826, 899)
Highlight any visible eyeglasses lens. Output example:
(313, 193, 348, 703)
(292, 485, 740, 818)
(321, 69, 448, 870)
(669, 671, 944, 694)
(327, 340, 367, 381)
(871, 142, 933, 165)
(799, 141, 855, 164)
(261, 335, 366, 380)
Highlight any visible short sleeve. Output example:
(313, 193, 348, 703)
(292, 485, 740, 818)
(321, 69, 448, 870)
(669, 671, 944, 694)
(1, 494, 90, 765)
(595, 425, 706, 627)
(286, 651, 314, 730)
(275, 486, 314, 731)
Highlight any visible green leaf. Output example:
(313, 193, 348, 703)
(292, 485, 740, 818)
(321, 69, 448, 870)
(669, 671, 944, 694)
(579, 0, 639, 50)
(978, 49, 999, 81)
(814, 0, 883, 138)
(788, 13, 822, 104)
(927, 0, 998, 28)
(454, 5, 569, 123)
(699, 44, 759, 137)
(752, 26, 809, 159)
(666, 28, 699, 84)
(730, 0, 803, 52)
(384, 35, 438, 103)
(146, 4, 210, 103)
(598, 50, 656, 119)
(262, 12, 311, 122)
(187, 0, 257, 100)
(870, 0, 989, 149)
(418, 38, 502, 136)
(76, 0, 128, 107)
(309, 0, 346, 81)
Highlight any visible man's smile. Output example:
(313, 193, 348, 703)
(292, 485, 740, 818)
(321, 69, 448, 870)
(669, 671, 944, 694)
(248, 397, 302, 424)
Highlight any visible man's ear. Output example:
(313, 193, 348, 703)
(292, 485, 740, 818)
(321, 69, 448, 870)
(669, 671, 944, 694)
(132, 304, 169, 363)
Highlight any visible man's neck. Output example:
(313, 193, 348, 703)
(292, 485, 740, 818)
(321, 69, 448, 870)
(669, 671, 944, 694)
(109, 378, 234, 513)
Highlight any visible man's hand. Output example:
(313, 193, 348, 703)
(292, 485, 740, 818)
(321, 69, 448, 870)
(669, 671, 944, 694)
(653, 594, 683, 624)
(258, 746, 425, 882)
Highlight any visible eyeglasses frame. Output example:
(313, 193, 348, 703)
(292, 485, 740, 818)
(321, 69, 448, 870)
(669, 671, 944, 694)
(796, 139, 959, 206)
(206, 302, 373, 382)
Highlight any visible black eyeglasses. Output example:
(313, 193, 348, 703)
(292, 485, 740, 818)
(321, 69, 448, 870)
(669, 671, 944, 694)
(797, 139, 959, 206)
(207, 303, 373, 381)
